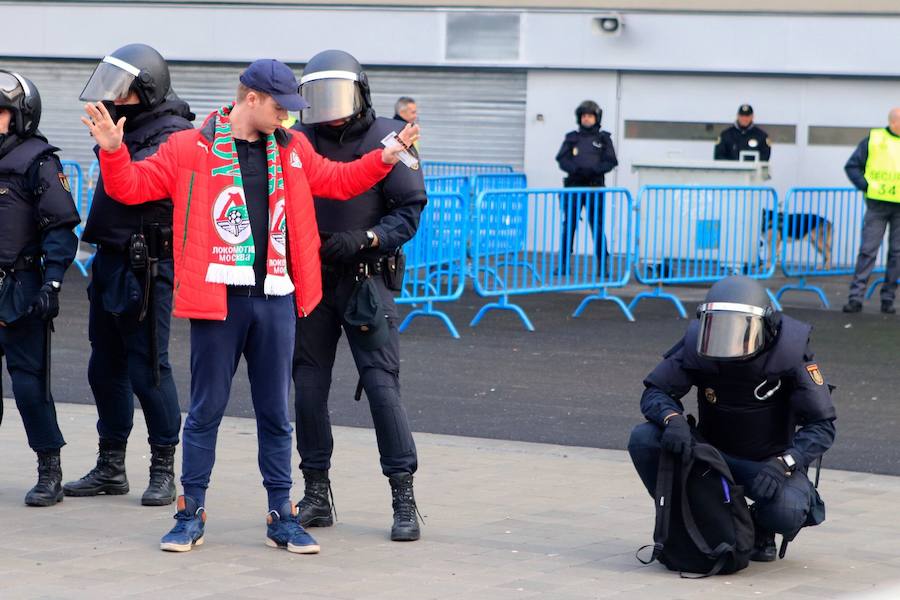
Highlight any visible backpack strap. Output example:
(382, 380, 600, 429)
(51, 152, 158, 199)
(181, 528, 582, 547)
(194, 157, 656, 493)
(648, 449, 679, 562)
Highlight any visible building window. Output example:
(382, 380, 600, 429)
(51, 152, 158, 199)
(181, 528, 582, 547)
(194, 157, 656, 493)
(624, 120, 796, 144)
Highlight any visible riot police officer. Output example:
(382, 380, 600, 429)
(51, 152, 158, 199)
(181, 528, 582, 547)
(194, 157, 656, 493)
(627, 276, 836, 561)
(63, 44, 195, 506)
(555, 100, 618, 275)
(714, 104, 772, 161)
(291, 49, 426, 541)
(0, 70, 80, 506)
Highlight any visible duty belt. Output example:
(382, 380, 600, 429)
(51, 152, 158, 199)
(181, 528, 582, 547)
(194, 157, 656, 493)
(322, 257, 387, 277)
(0, 254, 39, 281)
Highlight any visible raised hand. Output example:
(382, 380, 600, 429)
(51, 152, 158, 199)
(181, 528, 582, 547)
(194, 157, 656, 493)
(81, 101, 125, 152)
(381, 123, 420, 165)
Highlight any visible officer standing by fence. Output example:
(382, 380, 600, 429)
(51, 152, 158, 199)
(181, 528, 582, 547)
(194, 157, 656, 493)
(0, 70, 80, 506)
(64, 44, 195, 506)
(555, 100, 617, 276)
(628, 276, 836, 562)
(842, 107, 900, 315)
(714, 104, 771, 162)
(291, 50, 427, 542)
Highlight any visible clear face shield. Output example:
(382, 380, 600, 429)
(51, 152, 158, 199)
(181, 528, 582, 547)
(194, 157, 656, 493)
(299, 71, 363, 125)
(79, 56, 140, 102)
(696, 302, 768, 360)
(0, 71, 26, 109)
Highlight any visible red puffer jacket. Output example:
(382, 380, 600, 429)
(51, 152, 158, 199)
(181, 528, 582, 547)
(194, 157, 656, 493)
(99, 112, 392, 320)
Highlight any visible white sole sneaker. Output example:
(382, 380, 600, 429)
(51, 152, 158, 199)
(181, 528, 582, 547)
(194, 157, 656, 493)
(160, 536, 204, 552)
(266, 538, 321, 554)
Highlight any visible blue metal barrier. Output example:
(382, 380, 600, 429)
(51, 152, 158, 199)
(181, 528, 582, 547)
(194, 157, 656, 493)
(774, 188, 880, 308)
(424, 175, 470, 197)
(396, 192, 467, 338)
(470, 187, 635, 330)
(421, 161, 514, 178)
(631, 186, 781, 318)
(61, 160, 91, 277)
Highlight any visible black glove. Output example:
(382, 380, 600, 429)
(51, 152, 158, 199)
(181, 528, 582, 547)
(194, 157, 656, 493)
(320, 230, 369, 264)
(750, 458, 792, 501)
(660, 414, 692, 455)
(29, 282, 60, 321)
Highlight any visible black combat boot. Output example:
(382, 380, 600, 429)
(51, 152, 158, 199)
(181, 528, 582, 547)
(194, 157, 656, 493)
(295, 468, 335, 527)
(25, 451, 64, 507)
(750, 526, 777, 562)
(141, 445, 177, 506)
(389, 472, 421, 542)
(63, 440, 129, 497)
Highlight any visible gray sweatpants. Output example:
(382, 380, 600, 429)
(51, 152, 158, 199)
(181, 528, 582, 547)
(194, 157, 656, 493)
(848, 198, 900, 304)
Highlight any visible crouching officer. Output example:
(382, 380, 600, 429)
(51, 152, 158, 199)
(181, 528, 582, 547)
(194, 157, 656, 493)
(0, 70, 80, 505)
(291, 49, 426, 541)
(63, 44, 195, 506)
(627, 276, 836, 561)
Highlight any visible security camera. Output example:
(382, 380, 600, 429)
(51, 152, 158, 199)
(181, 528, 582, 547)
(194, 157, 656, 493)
(593, 14, 624, 36)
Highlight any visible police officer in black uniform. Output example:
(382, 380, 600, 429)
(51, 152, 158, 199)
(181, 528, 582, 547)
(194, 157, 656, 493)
(714, 104, 772, 161)
(290, 49, 426, 541)
(0, 70, 80, 506)
(555, 100, 618, 275)
(63, 44, 195, 506)
(627, 276, 836, 561)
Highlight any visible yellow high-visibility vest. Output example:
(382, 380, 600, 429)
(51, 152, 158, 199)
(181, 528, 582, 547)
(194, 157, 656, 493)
(864, 128, 900, 203)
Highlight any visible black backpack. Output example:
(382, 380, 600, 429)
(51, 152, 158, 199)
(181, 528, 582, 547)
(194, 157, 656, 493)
(637, 443, 755, 577)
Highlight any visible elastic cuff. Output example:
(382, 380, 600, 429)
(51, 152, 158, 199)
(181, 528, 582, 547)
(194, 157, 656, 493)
(266, 488, 291, 513)
(182, 485, 206, 507)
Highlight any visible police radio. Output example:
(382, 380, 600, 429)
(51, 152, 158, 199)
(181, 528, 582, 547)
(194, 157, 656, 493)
(129, 233, 149, 271)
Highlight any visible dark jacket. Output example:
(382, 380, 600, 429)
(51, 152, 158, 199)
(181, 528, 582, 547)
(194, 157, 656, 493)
(555, 125, 618, 187)
(82, 97, 195, 247)
(640, 316, 836, 466)
(845, 127, 900, 196)
(714, 123, 771, 161)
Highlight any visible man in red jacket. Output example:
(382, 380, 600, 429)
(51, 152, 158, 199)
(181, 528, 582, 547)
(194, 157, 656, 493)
(82, 59, 418, 554)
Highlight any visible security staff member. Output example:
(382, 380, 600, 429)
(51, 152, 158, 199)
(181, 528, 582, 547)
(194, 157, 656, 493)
(0, 70, 80, 506)
(842, 107, 900, 315)
(627, 276, 836, 562)
(63, 44, 195, 506)
(714, 104, 771, 162)
(555, 100, 617, 275)
(291, 50, 426, 542)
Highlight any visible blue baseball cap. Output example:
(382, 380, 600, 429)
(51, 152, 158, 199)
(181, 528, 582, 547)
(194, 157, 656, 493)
(239, 59, 310, 111)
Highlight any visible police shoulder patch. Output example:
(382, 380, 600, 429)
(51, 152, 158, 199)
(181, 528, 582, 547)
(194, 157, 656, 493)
(58, 172, 71, 193)
(806, 364, 824, 386)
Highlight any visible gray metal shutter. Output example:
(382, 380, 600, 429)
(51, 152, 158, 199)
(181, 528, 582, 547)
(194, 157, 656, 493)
(2, 59, 526, 170)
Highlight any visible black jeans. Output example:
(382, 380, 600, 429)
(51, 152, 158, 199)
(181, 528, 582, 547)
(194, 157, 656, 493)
(293, 270, 417, 477)
(87, 251, 180, 447)
(848, 199, 900, 303)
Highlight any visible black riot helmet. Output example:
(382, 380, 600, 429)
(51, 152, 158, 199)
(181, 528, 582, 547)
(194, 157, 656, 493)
(695, 276, 781, 361)
(0, 70, 41, 137)
(575, 100, 602, 126)
(80, 43, 171, 108)
(298, 49, 372, 125)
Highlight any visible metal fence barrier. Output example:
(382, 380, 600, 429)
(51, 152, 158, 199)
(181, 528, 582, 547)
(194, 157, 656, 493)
(773, 187, 888, 307)
(470, 187, 635, 330)
(421, 161, 514, 178)
(396, 192, 468, 338)
(631, 186, 781, 317)
(61, 160, 91, 277)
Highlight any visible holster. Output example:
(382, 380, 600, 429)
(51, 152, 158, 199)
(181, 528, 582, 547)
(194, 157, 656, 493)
(383, 248, 406, 292)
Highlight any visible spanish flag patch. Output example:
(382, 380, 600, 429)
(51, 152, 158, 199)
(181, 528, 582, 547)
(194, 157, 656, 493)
(806, 364, 824, 386)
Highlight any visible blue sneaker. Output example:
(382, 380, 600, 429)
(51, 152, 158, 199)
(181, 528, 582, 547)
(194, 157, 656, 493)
(266, 501, 320, 554)
(160, 495, 205, 552)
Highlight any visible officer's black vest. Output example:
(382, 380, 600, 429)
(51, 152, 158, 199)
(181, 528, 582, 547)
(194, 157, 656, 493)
(680, 316, 811, 461)
(295, 115, 402, 234)
(0, 136, 57, 267)
(564, 126, 612, 186)
(83, 100, 194, 247)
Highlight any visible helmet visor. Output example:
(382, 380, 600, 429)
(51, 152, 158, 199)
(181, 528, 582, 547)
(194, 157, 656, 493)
(696, 302, 766, 360)
(299, 78, 362, 125)
(0, 71, 25, 108)
(79, 58, 138, 102)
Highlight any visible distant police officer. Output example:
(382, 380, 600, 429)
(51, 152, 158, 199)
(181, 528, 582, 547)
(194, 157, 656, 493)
(63, 44, 195, 506)
(0, 70, 80, 506)
(291, 50, 426, 541)
(555, 100, 618, 275)
(627, 276, 836, 561)
(714, 104, 772, 162)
